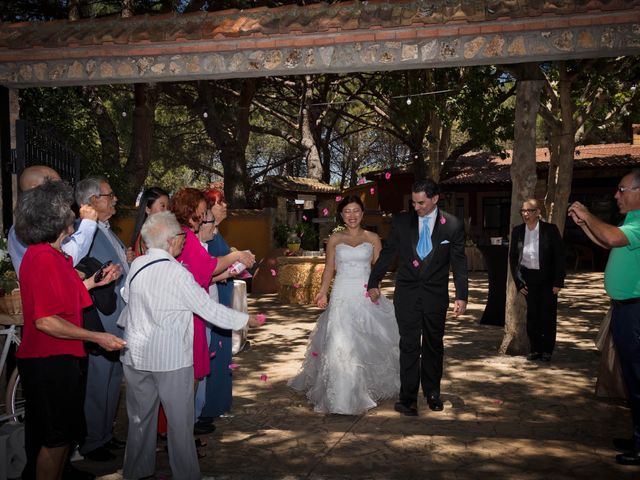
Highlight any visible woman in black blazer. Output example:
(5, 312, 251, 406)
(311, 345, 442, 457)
(509, 199, 566, 361)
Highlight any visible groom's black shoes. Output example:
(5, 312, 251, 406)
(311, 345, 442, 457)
(394, 401, 418, 416)
(426, 393, 444, 412)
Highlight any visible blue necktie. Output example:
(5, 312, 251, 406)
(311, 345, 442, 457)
(417, 216, 432, 260)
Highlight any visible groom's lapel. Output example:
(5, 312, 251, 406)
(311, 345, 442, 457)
(410, 213, 419, 257)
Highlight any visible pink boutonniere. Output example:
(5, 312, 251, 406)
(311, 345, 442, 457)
(439, 216, 446, 225)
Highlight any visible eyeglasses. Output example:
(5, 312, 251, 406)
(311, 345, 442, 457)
(617, 186, 640, 193)
(96, 192, 115, 199)
(520, 209, 538, 214)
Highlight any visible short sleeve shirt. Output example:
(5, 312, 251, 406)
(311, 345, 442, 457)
(16, 244, 93, 359)
(604, 209, 640, 300)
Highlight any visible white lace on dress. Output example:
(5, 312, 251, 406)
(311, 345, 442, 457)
(288, 243, 400, 415)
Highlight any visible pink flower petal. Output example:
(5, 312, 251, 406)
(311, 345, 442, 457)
(493, 399, 504, 405)
(299, 231, 304, 237)
(210, 351, 216, 358)
(293, 283, 300, 289)
(322, 208, 329, 217)
(315, 265, 323, 271)
(311, 351, 319, 358)
(270, 269, 277, 277)
(219, 340, 223, 348)
(440, 216, 446, 224)
(335, 195, 343, 202)
(357, 178, 365, 185)
(369, 187, 375, 195)
(384, 172, 391, 180)
(260, 373, 268, 382)
(228, 363, 238, 370)
(364, 291, 370, 298)
(302, 215, 307, 221)
(364, 283, 368, 289)
(256, 313, 266, 325)
(412, 260, 420, 268)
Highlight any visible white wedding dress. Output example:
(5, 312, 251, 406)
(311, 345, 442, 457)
(288, 242, 400, 415)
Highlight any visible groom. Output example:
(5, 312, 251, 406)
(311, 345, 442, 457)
(367, 178, 468, 416)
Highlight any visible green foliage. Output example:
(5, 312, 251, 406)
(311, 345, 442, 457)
(0, 238, 17, 294)
(296, 222, 319, 251)
(273, 223, 290, 248)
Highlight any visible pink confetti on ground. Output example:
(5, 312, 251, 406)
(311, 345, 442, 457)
(270, 269, 277, 277)
(440, 216, 446, 224)
(322, 208, 329, 217)
(335, 195, 343, 202)
(256, 313, 266, 325)
(493, 399, 504, 405)
(373, 300, 380, 305)
(412, 260, 420, 268)
(210, 351, 216, 358)
(260, 374, 268, 382)
(369, 187, 375, 195)
(228, 363, 238, 370)
(311, 351, 319, 357)
(384, 172, 391, 180)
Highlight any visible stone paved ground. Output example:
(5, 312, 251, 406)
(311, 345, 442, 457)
(82, 272, 638, 480)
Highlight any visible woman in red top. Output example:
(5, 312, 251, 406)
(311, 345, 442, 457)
(15, 180, 125, 480)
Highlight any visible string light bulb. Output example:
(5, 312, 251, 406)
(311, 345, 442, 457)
(122, 111, 127, 117)
(406, 98, 412, 105)
(203, 112, 208, 118)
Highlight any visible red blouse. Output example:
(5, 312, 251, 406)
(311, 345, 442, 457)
(16, 244, 92, 359)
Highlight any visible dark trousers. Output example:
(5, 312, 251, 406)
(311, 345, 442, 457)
(611, 301, 640, 450)
(395, 296, 447, 402)
(521, 267, 558, 354)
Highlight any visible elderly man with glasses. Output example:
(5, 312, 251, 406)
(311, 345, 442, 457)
(569, 169, 640, 467)
(117, 211, 259, 480)
(74, 176, 129, 462)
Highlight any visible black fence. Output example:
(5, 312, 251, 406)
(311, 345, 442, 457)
(14, 119, 81, 185)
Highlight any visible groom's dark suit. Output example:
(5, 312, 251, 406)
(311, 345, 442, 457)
(368, 208, 468, 404)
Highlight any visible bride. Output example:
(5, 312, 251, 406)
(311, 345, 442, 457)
(288, 195, 400, 415)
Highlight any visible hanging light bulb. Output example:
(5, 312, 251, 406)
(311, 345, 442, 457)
(122, 111, 127, 117)
(203, 112, 208, 118)
(38, 107, 44, 113)
(406, 97, 412, 105)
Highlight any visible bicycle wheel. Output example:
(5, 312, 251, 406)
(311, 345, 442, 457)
(5, 368, 24, 422)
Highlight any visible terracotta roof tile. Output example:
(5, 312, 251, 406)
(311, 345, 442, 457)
(265, 175, 340, 194)
(0, 0, 635, 55)
(442, 143, 640, 184)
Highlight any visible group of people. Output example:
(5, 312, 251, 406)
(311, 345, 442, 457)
(9, 162, 640, 478)
(10, 166, 259, 480)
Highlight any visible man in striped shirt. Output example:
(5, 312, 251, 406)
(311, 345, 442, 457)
(118, 211, 258, 480)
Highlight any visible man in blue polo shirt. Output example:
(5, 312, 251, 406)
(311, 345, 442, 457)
(569, 169, 640, 466)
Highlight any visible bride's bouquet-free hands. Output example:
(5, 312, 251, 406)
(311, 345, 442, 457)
(315, 291, 328, 309)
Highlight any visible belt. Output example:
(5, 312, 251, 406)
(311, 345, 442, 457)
(611, 297, 640, 307)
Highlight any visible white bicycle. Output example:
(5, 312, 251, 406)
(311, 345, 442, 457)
(1, 324, 23, 423)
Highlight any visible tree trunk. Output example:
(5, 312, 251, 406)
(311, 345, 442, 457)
(121, 83, 157, 204)
(301, 76, 322, 181)
(500, 64, 543, 356)
(544, 64, 574, 235)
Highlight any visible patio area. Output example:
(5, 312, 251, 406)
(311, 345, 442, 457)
(79, 271, 635, 479)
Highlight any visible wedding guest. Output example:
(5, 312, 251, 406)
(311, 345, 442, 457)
(569, 169, 640, 466)
(118, 211, 259, 480)
(289, 195, 400, 415)
(75, 176, 129, 461)
(509, 199, 565, 362)
(171, 188, 255, 434)
(129, 187, 170, 257)
(197, 187, 236, 432)
(8, 165, 97, 276)
(15, 180, 125, 480)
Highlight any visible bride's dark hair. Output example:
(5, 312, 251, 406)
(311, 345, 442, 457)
(336, 195, 364, 226)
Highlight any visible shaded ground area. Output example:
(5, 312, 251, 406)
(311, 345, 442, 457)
(81, 272, 635, 479)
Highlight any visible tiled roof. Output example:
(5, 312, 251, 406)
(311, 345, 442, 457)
(442, 143, 640, 185)
(0, 0, 637, 57)
(264, 175, 339, 194)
